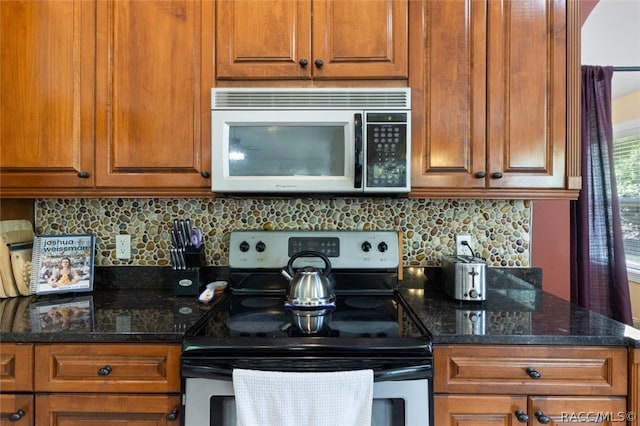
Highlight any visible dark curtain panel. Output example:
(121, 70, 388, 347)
(570, 66, 633, 325)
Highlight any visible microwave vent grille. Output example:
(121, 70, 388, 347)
(211, 88, 410, 110)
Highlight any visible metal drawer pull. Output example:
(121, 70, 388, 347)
(8, 409, 25, 422)
(166, 409, 179, 421)
(97, 365, 112, 376)
(535, 410, 551, 424)
(514, 409, 529, 423)
(526, 367, 541, 379)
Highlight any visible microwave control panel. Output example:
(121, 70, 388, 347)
(365, 113, 408, 188)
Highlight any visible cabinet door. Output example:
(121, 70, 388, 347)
(312, 0, 408, 80)
(0, 0, 95, 193)
(215, 0, 407, 81)
(411, 0, 568, 193)
(410, 0, 487, 189)
(486, 0, 566, 189)
(94, 0, 212, 189)
(35, 394, 180, 426)
(0, 394, 34, 426)
(530, 396, 627, 425)
(215, 0, 312, 80)
(435, 394, 528, 426)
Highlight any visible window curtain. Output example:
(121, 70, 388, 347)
(570, 65, 633, 325)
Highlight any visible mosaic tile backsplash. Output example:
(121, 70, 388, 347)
(35, 198, 531, 267)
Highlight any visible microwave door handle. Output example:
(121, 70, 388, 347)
(354, 113, 363, 188)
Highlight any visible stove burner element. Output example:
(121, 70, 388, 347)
(240, 298, 281, 309)
(344, 297, 385, 309)
(227, 312, 286, 336)
(331, 311, 399, 337)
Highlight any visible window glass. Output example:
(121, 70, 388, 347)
(612, 115, 640, 282)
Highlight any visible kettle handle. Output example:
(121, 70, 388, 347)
(287, 251, 332, 277)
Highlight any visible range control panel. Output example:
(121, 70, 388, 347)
(229, 231, 399, 270)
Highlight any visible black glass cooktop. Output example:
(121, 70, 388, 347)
(182, 271, 433, 379)
(183, 292, 431, 357)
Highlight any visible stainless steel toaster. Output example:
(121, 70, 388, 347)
(442, 255, 487, 301)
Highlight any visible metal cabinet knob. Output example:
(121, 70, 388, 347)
(535, 410, 551, 424)
(166, 409, 179, 421)
(8, 409, 25, 422)
(526, 367, 541, 379)
(314, 59, 324, 68)
(97, 365, 112, 376)
(77, 171, 90, 178)
(475, 171, 486, 178)
(201, 171, 210, 179)
(491, 172, 503, 179)
(514, 409, 529, 423)
(299, 59, 308, 67)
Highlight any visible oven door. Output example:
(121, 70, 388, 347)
(184, 376, 431, 426)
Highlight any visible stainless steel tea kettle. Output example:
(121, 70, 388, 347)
(281, 250, 335, 309)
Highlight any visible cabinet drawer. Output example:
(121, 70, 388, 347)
(0, 394, 34, 425)
(0, 343, 33, 392)
(35, 343, 181, 393)
(35, 394, 180, 425)
(435, 345, 627, 395)
(530, 396, 628, 424)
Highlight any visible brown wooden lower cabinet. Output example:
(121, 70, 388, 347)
(0, 344, 34, 425)
(631, 348, 640, 426)
(0, 343, 181, 424)
(0, 394, 34, 425)
(435, 394, 528, 425)
(35, 394, 180, 425)
(434, 345, 629, 426)
(435, 394, 627, 426)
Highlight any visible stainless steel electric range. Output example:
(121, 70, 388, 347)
(181, 231, 433, 426)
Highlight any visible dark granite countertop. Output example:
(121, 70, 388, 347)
(1, 266, 638, 348)
(400, 267, 640, 348)
(0, 267, 218, 344)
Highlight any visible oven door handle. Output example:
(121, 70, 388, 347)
(182, 362, 432, 382)
(374, 364, 433, 382)
(182, 364, 235, 381)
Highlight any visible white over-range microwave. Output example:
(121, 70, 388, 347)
(211, 88, 411, 194)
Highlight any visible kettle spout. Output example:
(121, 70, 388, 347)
(280, 268, 293, 281)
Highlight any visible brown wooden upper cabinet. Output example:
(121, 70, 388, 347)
(410, 0, 577, 197)
(0, 0, 96, 191)
(94, 0, 212, 190)
(0, 0, 213, 196)
(215, 0, 408, 81)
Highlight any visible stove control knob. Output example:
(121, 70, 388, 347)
(255, 241, 266, 252)
(378, 242, 388, 252)
(239, 241, 250, 252)
(361, 241, 372, 252)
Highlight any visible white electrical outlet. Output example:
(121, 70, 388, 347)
(456, 234, 473, 256)
(115, 234, 131, 259)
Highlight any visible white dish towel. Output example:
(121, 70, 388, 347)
(232, 368, 374, 426)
